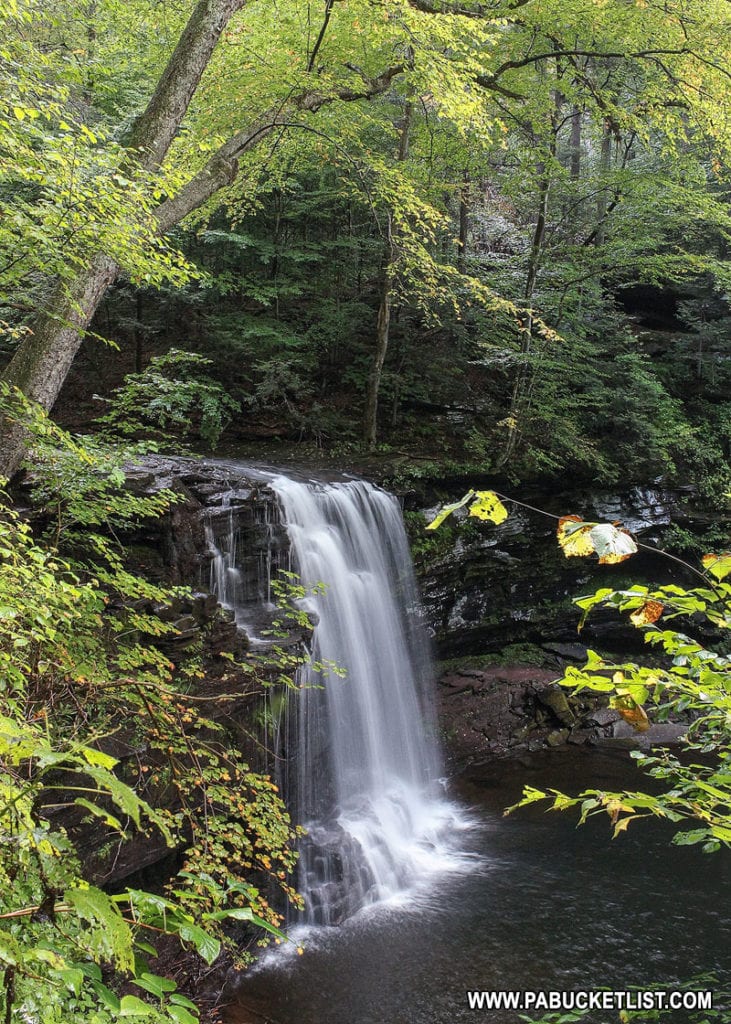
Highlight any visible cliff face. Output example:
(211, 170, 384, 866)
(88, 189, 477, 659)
(410, 484, 691, 659)
(118, 456, 696, 668)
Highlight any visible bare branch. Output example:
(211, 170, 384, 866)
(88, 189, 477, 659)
(307, 0, 335, 72)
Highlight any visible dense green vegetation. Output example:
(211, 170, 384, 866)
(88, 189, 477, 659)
(1, 0, 731, 488)
(1, 0, 731, 1020)
(0, 394, 308, 1021)
(427, 489, 731, 847)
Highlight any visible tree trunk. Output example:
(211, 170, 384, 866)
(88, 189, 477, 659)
(123, 0, 249, 168)
(0, 0, 247, 478)
(362, 101, 412, 450)
(0, 0, 403, 477)
(0, 254, 119, 478)
(363, 242, 393, 451)
(457, 168, 470, 273)
(134, 291, 144, 373)
(595, 119, 613, 246)
(570, 105, 581, 180)
(500, 80, 559, 467)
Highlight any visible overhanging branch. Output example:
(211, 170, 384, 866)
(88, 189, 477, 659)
(155, 64, 405, 232)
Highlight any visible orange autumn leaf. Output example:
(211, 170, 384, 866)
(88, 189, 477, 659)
(629, 600, 664, 627)
(613, 691, 650, 733)
(617, 703, 650, 733)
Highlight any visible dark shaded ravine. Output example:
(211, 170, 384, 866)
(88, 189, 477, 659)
(225, 748, 730, 1024)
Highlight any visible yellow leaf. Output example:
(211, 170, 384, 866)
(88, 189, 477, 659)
(557, 515, 595, 558)
(702, 552, 731, 580)
(629, 600, 664, 627)
(425, 491, 474, 530)
(468, 491, 508, 525)
(613, 816, 634, 836)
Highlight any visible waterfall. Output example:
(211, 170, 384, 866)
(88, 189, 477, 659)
(270, 475, 455, 925)
(205, 468, 462, 927)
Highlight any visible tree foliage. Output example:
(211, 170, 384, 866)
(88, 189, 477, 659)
(0, 390, 304, 1021)
(427, 486, 731, 851)
(1, 0, 731, 476)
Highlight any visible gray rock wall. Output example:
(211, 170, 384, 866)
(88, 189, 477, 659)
(410, 485, 692, 658)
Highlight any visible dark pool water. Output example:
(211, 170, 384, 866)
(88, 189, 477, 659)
(226, 749, 731, 1024)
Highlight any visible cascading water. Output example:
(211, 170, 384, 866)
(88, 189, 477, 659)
(205, 467, 464, 927)
(270, 475, 458, 926)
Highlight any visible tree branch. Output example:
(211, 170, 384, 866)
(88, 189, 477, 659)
(155, 65, 405, 232)
(406, 0, 492, 17)
(483, 46, 694, 85)
(307, 0, 335, 72)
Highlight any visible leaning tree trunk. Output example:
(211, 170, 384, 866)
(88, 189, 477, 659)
(0, 0, 247, 479)
(0, 0, 404, 478)
(0, 254, 119, 477)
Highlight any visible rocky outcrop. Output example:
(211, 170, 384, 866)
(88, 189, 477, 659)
(412, 484, 693, 658)
(437, 663, 688, 771)
(49, 457, 299, 886)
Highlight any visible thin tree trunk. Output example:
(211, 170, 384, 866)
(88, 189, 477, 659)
(362, 101, 412, 450)
(570, 105, 581, 180)
(364, 225, 393, 451)
(595, 119, 613, 246)
(457, 168, 470, 273)
(523, 164, 550, 309)
(501, 83, 559, 466)
(134, 291, 144, 373)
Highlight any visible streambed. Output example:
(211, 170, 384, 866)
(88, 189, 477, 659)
(226, 748, 730, 1024)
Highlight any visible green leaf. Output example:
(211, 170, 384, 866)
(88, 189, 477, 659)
(57, 967, 84, 994)
(90, 981, 121, 1012)
(64, 885, 134, 973)
(0, 929, 21, 966)
(132, 973, 177, 998)
(203, 906, 287, 940)
(702, 552, 731, 580)
(170, 994, 199, 1011)
(175, 920, 220, 965)
(78, 764, 173, 842)
(74, 797, 123, 831)
(168, 1006, 199, 1024)
(82, 746, 118, 770)
(119, 994, 156, 1017)
(134, 940, 159, 957)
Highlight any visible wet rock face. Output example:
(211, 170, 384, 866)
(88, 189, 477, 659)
(297, 823, 377, 926)
(71, 457, 298, 886)
(122, 456, 291, 645)
(412, 485, 690, 658)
